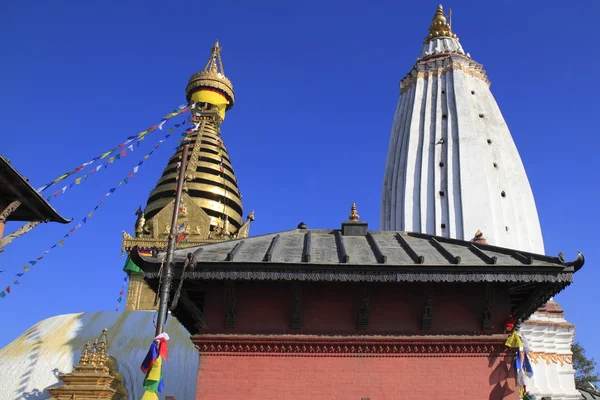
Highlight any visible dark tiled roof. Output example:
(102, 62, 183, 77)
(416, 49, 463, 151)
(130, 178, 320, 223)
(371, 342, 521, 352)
(580, 386, 600, 399)
(132, 228, 584, 283)
(0, 156, 70, 223)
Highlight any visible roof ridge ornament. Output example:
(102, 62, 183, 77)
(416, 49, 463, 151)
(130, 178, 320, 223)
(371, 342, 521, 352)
(349, 203, 360, 222)
(424, 4, 458, 43)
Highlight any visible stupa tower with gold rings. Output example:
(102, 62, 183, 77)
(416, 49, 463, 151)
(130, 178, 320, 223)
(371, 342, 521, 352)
(121, 41, 254, 311)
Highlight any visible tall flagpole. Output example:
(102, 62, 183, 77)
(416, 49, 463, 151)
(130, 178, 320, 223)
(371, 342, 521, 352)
(155, 141, 190, 336)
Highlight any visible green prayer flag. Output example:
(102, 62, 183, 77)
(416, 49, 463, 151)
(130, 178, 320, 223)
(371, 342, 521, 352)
(122, 255, 143, 274)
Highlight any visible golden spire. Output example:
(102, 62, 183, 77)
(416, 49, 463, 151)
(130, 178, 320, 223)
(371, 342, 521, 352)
(424, 4, 457, 43)
(143, 40, 244, 238)
(79, 342, 91, 365)
(186, 40, 235, 110)
(349, 203, 360, 222)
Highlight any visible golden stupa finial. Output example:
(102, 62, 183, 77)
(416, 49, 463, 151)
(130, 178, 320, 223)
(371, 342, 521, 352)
(349, 203, 360, 222)
(186, 40, 235, 110)
(204, 40, 224, 75)
(89, 339, 99, 364)
(424, 4, 457, 43)
(96, 330, 109, 365)
(79, 342, 91, 365)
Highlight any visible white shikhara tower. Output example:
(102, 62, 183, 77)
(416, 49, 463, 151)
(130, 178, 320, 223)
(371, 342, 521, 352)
(381, 5, 544, 254)
(381, 6, 581, 399)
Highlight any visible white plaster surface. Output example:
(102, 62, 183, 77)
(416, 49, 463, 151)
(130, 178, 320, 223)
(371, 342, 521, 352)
(381, 52, 545, 254)
(520, 312, 581, 400)
(0, 311, 198, 400)
(419, 36, 465, 59)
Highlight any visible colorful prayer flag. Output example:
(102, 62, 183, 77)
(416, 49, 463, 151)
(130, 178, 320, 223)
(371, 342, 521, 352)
(505, 331, 523, 348)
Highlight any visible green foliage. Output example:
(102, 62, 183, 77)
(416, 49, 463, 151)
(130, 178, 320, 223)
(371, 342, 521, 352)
(573, 342, 600, 387)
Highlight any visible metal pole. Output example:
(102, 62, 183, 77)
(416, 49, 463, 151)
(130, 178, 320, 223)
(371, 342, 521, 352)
(155, 142, 190, 336)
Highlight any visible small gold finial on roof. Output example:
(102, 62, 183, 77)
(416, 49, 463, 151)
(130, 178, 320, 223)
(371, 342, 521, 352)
(472, 229, 488, 245)
(424, 4, 458, 43)
(349, 203, 360, 222)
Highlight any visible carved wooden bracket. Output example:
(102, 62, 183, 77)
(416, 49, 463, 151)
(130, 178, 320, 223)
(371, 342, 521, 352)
(179, 290, 207, 331)
(482, 283, 494, 331)
(0, 200, 21, 223)
(357, 285, 370, 330)
(224, 281, 236, 329)
(421, 283, 435, 331)
(291, 282, 302, 330)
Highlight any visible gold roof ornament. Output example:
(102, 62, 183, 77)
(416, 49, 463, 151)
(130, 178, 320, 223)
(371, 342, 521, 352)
(424, 4, 458, 43)
(471, 229, 488, 245)
(185, 40, 235, 110)
(349, 203, 360, 222)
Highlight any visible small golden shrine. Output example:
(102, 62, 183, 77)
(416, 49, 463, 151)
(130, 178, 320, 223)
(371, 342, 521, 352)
(46, 329, 128, 400)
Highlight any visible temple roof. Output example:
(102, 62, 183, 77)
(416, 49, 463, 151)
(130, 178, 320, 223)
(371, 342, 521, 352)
(580, 386, 600, 400)
(132, 227, 584, 280)
(131, 222, 584, 334)
(0, 155, 70, 223)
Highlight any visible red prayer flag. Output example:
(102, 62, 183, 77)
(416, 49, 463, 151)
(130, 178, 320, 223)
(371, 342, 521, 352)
(121, 149, 127, 156)
(6, 286, 10, 294)
(129, 173, 134, 179)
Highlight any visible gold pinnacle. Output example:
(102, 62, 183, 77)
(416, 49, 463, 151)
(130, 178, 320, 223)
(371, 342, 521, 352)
(424, 4, 457, 43)
(349, 203, 360, 222)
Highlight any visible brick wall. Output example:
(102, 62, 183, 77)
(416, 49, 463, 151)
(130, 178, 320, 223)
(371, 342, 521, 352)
(196, 353, 516, 400)
(201, 281, 511, 335)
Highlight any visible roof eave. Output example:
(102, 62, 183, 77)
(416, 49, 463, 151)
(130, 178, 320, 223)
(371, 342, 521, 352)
(0, 156, 71, 224)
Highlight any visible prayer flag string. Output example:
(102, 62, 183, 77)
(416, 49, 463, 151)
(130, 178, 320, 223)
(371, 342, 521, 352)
(0, 129, 176, 299)
(37, 103, 195, 194)
(505, 329, 535, 399)
(115, 275, 128, 311)
(45, 116, 197, 203)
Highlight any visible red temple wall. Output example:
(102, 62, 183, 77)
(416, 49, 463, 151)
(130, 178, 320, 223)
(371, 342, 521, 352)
(201, 281, 511, 335)
(195, 353, 516, 400)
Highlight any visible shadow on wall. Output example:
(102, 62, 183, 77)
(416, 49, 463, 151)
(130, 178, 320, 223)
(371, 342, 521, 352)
(488, 353, 516, 400)
(17, 325, 46, 399)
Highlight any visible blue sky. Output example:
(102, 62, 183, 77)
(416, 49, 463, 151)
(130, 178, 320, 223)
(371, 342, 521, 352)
(1, 0, 598, 362)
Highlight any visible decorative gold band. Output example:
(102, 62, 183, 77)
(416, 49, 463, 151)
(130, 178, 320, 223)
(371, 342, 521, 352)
(528, 352, 573, 366)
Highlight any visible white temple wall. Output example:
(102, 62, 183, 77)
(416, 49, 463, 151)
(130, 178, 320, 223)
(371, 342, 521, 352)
(519, 306, 581, 400)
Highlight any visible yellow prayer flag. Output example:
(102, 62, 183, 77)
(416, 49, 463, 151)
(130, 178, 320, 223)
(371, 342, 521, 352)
(108, 157, 115, 163)
(58, 240, 64, 246)
(147, 356, 162, 381)
(100, 151, 112, 159)
(23, 266, 30, 271)
(88, 212, 93, 218)
(75, 178, 82, 184)
(505, 331, 523, 348)
(141, 391, 159, 400)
